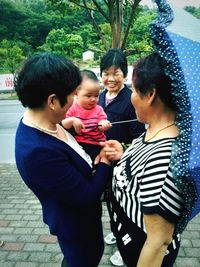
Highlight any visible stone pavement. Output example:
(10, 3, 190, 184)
(0, 163, 200, 267)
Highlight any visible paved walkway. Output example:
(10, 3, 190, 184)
(0, 163, 200, 267)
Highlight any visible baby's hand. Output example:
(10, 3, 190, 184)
(98, 120, 112, 132)
(72, 118, 85, 134)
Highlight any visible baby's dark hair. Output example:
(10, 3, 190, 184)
(81, 69, 99, 82)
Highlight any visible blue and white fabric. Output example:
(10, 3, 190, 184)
(150, 0, 200, 233)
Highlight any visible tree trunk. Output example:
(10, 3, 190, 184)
(68, 0, 142, 50)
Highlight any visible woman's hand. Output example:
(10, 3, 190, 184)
(94, 140, 123, 165)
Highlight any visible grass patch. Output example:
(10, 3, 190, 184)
(0, 92, 18, 100)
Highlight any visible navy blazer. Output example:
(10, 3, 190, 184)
(99, 85, 145, 144)
(15, 120, 111, 240)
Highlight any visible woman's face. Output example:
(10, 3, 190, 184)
(131, 85, 148, 124)
(54, 90, 77, 122)
(101, 67, 126, 94)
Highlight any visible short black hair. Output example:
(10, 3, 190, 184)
(14, 52, 82, 108)
(100, 49, 128, 77)
(132, 52, 177, 111)
(80, 69, 99, 82)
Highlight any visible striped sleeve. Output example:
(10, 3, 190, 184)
(140, 145, 184, 223)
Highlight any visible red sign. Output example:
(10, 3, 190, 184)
(0, 74, 14, 91)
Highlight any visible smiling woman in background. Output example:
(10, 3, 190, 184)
(98, 48, 145, 266)
(99, 48, 145, 144)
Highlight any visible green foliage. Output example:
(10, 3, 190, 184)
(126, 10, 156, 63)
(65, 34, 84, 58)
(0, 0, 88, 52)
(0, 0, 51, 49)
(38, 28, 84, 59)
(75, 24, 99, 51)
(44, 0, 79, 14)
(2, 0, 198, 73)
(99, 23, 112, 43)
(185, 6, 200, 19)
(0, 39, 25, 73)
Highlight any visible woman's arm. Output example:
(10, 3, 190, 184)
(25, 146, 111, 208)
(137, 214, 175, 267)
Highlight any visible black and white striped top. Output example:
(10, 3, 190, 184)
(112, 133, 184, 233)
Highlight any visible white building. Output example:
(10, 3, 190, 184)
(82, 50, 94, 61)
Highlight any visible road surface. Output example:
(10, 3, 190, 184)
(0, 100, 25, 163)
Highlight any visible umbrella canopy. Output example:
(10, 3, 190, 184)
(150, 0, 200, 233)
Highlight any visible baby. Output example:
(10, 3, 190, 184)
(61, 69, 111, 162)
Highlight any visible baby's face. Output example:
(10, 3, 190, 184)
(76, 79, 100, 110)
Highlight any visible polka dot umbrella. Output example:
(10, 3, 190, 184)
(150, 0, 200, 233)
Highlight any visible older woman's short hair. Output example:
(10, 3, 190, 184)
(132, 52, 177, 111)
(100, 49, 128, 77)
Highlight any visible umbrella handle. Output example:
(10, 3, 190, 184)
(85, 119, 138, 129)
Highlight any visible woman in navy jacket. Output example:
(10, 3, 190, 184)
(14, 52, 122, 267)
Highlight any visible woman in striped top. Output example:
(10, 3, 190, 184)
(107, 53, 184, 267)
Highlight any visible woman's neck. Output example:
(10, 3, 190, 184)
(145, 111, 178, 141)
(147, 104, 176, 130)
(106, 85, 124, 97)
(106, 90, 120, 98)
(24, 109, 57, 132)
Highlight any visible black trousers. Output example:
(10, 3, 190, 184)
(108, 193, 180, 267)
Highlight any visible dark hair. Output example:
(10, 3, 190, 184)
(132, 52, 177, 111)
(80, 69, 99, 82)
(14, 52, 82, 108)
(100, 49, 128, 77)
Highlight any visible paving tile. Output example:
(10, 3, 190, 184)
(2, 242, 24, 251)
(38, 235, 57, 243)
(0, 163, 200, 267)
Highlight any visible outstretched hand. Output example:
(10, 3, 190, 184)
(94, 140, 123, 165)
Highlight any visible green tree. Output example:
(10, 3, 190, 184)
(126, 10, 155, 62)
(65, 34, 84, 58)
(184, 6, 200, 19)
(46, 0, 143, 51)
(76, 24, 99, 51)
(0, 0, 157, 65)
(0, 39, 25, 73)
(0, 0, 27, 42)
(38, 28, 84, 58)
(195, 8, 200, 19)
(0, 0, 70, 51)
